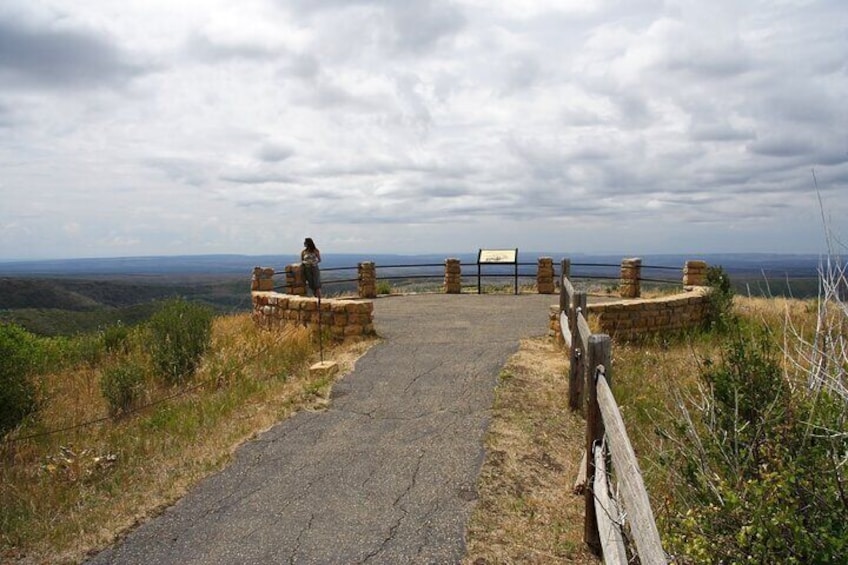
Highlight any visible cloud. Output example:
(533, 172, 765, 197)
(382, 1, 467, 54)
(219, 169, 299, 185)
(255, 141, 295, 163)
(184, 32, 282, 63)
(689, 123, 756, 143)
(0, 0, 846, 259)
(144, 157, 211, 187)
(0, 103, 16, 128)
(0, 16, 150, 90)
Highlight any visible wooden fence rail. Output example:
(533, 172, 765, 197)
(560, 259, 667, 564)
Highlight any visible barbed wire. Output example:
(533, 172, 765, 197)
(3, 319, 321, 445)
(3, 379, 210, 444)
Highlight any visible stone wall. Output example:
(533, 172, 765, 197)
(254, 258, 711, 343)
(549, 286, 711, 342)
(252, 292, 375, 342)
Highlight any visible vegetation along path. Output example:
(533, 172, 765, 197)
(87, 293, 558, 564)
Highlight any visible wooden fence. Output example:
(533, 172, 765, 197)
(559, 259, 667, 564)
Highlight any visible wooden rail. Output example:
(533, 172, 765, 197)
(560, 259, 667, 564)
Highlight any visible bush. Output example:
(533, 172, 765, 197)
(376, 280, 392, 295)
(704, 264, 735, 331)
(664, 330, 848, 563)
(0, 323, 40, 436)
(101, 322, 131, 355)
(74, 333, 106, 368)
(147, 299, 213, 385)
(101, 361, 146, 416)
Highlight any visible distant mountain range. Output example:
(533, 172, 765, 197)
(0, 252, 829, 277)
(0, 252, 836, 335)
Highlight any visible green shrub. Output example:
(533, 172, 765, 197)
(0, 323, 40, 436)
(664, 330, 848, 563)
(704, 264, 735, 331)
(147, 299, 213, 385)
(75, 333, 106, 368)
(376, 280, 392, 295)
(101, 361, 146, 416)
(101, 322, 131, 355)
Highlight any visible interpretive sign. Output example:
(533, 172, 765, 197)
(477, 249, 518, 264)
(476, 248, 519, 294)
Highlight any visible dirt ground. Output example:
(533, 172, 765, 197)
(463, 336, 599, 564)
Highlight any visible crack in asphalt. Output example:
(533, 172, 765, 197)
(359, 448, 426, 563)
(287, 512, 316, 564)
(401, 362, 442, 394)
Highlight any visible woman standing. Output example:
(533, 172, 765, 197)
(301, 237, 322, 298)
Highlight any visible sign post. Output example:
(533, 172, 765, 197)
(477, 248, 519, 295)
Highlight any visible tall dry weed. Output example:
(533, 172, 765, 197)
(643, 249, 848, 563)
(0, 312, 356, 564)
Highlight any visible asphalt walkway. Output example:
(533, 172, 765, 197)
(87, 294, 557, 564)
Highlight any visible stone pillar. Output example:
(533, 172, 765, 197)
(358, 261, 376, 298)
(444, 258, 462, 294)
(536, 257, 556, 294)
(252, 266, 276, 291)
(683, 260, 708, 286)
(619, 257, 642, 298)
(284, 263, 306, 295)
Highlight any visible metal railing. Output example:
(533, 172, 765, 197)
(268, 259, 687, 295)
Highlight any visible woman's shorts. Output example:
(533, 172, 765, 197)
(303, 264, 321, 291)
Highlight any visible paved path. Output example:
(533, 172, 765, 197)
(88, 294, 557, 564)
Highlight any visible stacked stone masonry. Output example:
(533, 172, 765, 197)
(252, 292, 375, 342)
(252, 267, 276, 292)
(283, 264, 307, 296)
(619, 258, 642, 299)
(444, 258, 462, 294)
(683, 260, 708, 286)
(536, 257, 556, 294)
(549, 286, 711, 342)
(358, 261, 376, 298)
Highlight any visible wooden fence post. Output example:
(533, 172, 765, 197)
(585, 333, 611, 556)
(570, 291, 588, 411)
(559, 259, 571, 314)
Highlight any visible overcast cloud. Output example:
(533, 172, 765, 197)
(1, 0, 846, 259)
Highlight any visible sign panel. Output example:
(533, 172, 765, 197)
(478, 249, 517, 264)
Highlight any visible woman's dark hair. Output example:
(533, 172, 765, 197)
(304, 237, 317, 251)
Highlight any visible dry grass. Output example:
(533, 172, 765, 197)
(464, 296, 823, 564)
(599, 295, 835, 542)
(464, 337, 598, 564)
(0, 314, 376, 564)
(5, 294, 823, 563)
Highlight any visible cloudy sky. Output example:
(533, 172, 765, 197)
(1, 0, 846, 260)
